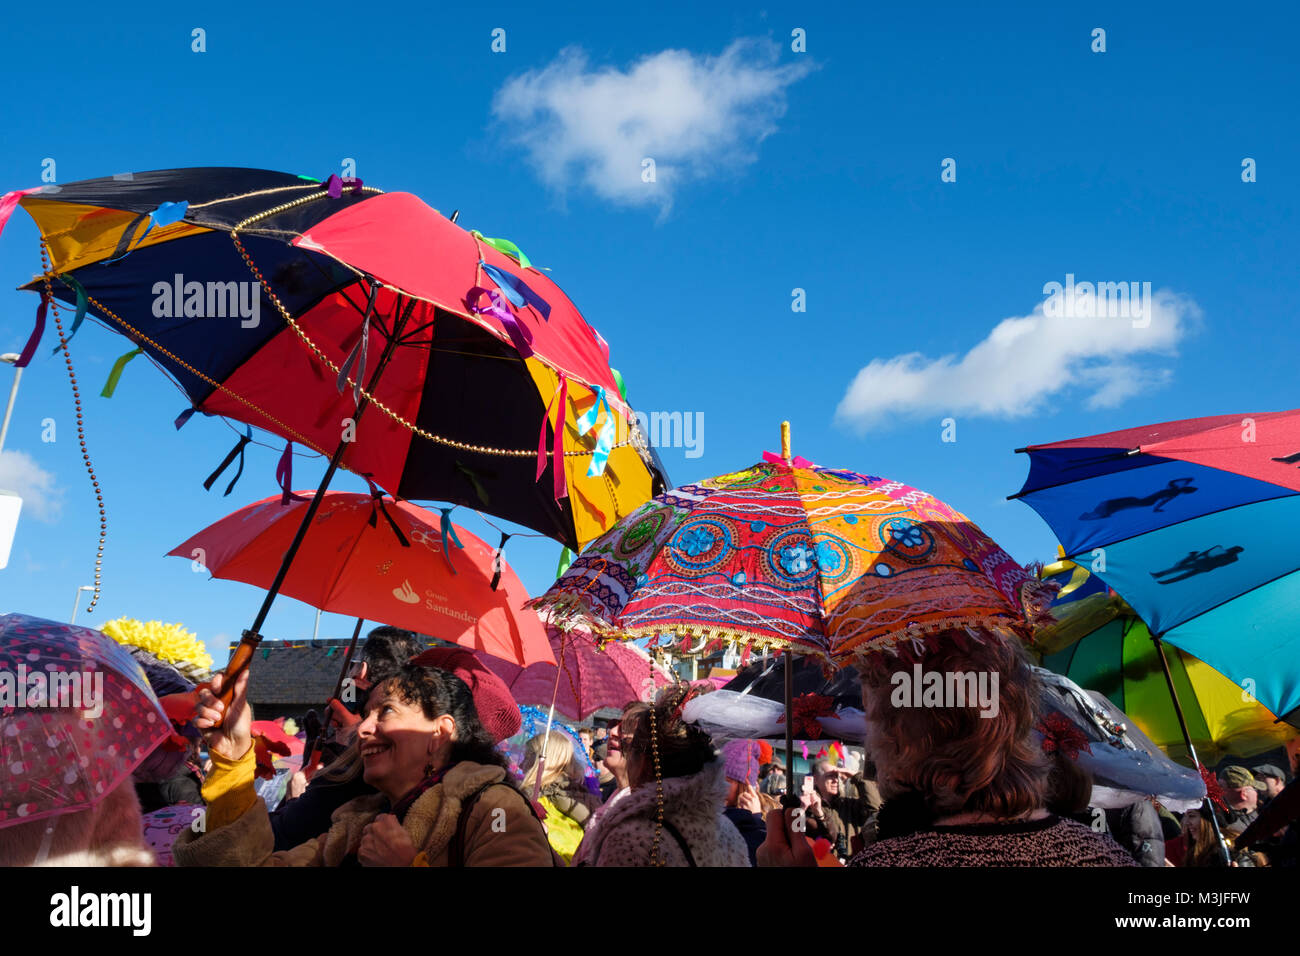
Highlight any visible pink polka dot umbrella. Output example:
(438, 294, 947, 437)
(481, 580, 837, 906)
(0, 613, 170, 829)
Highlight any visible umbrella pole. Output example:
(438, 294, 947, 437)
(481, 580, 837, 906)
(533, 635, 569, 804)
(229, 292, 413, 695)
(302, 616, 365, 778)
(1152, 632, 1231, 865)
(778, 421, 800, 811)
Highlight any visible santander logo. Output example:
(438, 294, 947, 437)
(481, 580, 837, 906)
(392, 579, 419, 604)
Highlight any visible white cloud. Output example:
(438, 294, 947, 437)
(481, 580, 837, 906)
(835, 287, 1201, 432)
(492, 38, 814, 212)
(0, 449, 63, 522)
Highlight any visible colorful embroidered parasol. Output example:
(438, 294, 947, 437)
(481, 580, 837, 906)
(533, 441, 1052, 666)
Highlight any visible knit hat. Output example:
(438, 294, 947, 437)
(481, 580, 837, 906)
(1221, 765, 1266, 791)
(408, 646, 522, 743)
(722, 739, 762, 788)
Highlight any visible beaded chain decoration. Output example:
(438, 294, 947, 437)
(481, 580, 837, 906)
(228, 195, 637, 464)
(40, 240, 106, 612)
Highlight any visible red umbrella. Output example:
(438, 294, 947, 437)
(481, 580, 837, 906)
(169, 491, 554, 667)
(484, 630, 672, 721)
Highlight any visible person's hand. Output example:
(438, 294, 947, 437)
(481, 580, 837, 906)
(738, 783, 763, 816)
(756, 808, 818, 867)
(287, 771, 308, 800)
(327, 696, 361, 729)
(358, 814, 418, 867)
(802, 787, 823, 818)
(193, 668, 252, 762)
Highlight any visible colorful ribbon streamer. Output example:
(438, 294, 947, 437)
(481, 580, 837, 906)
(537, 375, 569, 502)
(203, 427, 252, 497)
(490, 532, 511, 591)
(51, 275, 88, 355)
(275, 441, 307, 506)
(101, 201, 188, 265)
(325, 175, 365, 198)
(465, 286, 533, 358)
(762, 450, 816, 469)
(574, 385, 615, 478)
(611, 367, 628, 403)
(365, 480, 410, 548)
(100, 346, 142, 397)
(337, 282, 378, 404)
(14, 294, 48, 368)
(0, 187, 42, 241)
(471, 231, 532, 270)
(479, 262, 551, 320)
(556, 546, 576, 578)
(438, 508, 464, 574)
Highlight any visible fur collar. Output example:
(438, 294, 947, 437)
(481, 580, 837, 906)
(584, 760, 728, 858)
(318, 760, 508, 866)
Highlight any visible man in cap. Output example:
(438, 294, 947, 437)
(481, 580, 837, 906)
(1217, 765, 1265, 829)
(1253, 764, 1288, 805)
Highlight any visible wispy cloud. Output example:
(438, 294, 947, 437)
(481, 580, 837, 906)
(492, 38, 814, 213)
(0, 449, 63, 522)
(835, 287, 1201, 432)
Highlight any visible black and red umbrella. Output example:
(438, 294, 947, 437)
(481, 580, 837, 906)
(3, 167, 667, 704)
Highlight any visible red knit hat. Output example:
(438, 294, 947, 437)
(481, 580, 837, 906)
(407, 646, 522, 743)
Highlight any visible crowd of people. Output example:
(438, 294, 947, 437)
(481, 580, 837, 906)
(2, 624, 1295, 868)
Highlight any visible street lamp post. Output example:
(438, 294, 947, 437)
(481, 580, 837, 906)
(70, 585, 95, 625)
(0, 352, 22, 455)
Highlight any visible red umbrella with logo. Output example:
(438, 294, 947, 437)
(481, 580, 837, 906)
(169, 491, 554, 667)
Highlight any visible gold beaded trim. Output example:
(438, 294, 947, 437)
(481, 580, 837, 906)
(40, 241, 106, 613)
(229, 202, 635, 462)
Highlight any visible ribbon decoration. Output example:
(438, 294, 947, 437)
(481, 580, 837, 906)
(479, 262, 551, 320)
(0, 187, 42, 241)
(364, 480, 410, 548)
(490, 532, 511, 591)
(337, 280, 379, 404)
(324, 175, 365, 198)
(438, 508, 464, 574)
(536, 374, 569, 501)
(574, 385, 616, 478)
(465, 286, 533, 358)
(275, 441, 308, 506)
(556, 546, 576, 578)
(14, 294, 49, 368)
(471, 231, 532, 270)
(51, 275, 89, 354)
(175, 407, 199, 430)
(611, 367, 628, 404)
(762, 450, 816, 469)
(101, 201, 188, 265)
(203, 426, 252, 497)
(1037, 712, 1092, 760)
(100, 346, 143, 397)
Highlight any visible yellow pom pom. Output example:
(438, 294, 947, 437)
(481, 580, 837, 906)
(101, 616, 214, 677)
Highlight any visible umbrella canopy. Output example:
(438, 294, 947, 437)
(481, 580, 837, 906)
(169, 491, 554, 667)
(533, 455, 1053, 664)
(698, 654, 1206, 812)
(1013, 411, 1300, 723)
(1042, 612, 1293, 765)
(500, 705, 602, 798)
(8, 168, 666, 549)
(0, 613, 170, 829)
(484, 630, 672, 721)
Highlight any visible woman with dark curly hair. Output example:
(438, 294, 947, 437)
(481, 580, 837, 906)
(578, 684, 750, 867)
(176, 662, 555, 867)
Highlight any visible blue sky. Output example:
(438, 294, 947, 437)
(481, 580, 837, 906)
(1, 1, 1297, 666)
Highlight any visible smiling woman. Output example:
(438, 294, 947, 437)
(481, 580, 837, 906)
(174, 664, 557, 867)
